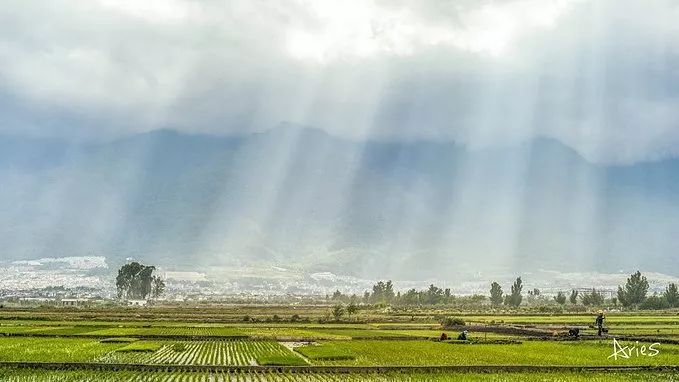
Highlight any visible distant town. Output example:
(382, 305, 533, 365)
(2, 256, 678, 310)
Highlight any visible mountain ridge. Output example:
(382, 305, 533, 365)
(1, 127, 678, 278)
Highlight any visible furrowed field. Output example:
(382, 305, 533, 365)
(1, 368, 679, 382)
(2, 368, 679, 381)
(1, 306, 678, 380)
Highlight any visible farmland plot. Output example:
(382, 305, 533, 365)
(88, 327, 245, 337)
(299, 340, 679, 366)
(0, 368, 677, 381)
(100, 340, 305, 365)
(0, 337, 124, 362)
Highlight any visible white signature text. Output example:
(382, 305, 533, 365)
(608, 338, 660, 360)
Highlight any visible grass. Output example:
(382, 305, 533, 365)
(303, 339, 679, 366)
(294, 344, 356, 360)
(3, 309, 679, 378)
(0, 368, 677, 381)
(256, 355, 309, 366)
(0, 337, 124, 362)
(115, 341, 162, 352)
(99, 337, 137, 343)
(0, 326, 58, 334)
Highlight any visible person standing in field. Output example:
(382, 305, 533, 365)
(595, 310, 605, 336)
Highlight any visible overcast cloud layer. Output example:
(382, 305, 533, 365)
(1, 0, 679, 163)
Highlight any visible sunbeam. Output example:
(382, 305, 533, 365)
(1, 0, 679, 295)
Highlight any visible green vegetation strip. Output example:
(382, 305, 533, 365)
(294, 345, 356, 360)
(297, 340, 679, 366)
(256, 355, 309, 366)
(99, 338, 137, 343)
(115, 341, 163, 353)
(0, 368, 677, 382)
(1, 362, 679, 373)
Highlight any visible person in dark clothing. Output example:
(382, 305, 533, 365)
(457, 330, 468, 341)
(568, 328, 580, 338)
(595, 311, 605, 336)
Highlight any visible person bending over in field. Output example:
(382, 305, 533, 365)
(457, 330, 468, 341)
(595, 310, 606, 336)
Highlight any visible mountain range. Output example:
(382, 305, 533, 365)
(1, 126, 678, 279)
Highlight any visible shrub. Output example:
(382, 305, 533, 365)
(441, 317, 466, 328)
(171, 343, 187, 352)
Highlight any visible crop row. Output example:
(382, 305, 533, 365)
(0, 368, 675, 382)
(99, 341, 303, 366)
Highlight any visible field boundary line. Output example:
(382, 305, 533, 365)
(1, 362, 679, 373)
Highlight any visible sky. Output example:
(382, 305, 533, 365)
(1, 0, 679, 282)
(1, 0, 679, 164)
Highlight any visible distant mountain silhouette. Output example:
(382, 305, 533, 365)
(1, 127, 678, 278)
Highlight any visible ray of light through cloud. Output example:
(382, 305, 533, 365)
(0, 0, 678, 281)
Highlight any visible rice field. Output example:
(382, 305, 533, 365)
(0, 368, 677, 382)
(297, 339, 679, 366)
(0, 337, 124, 362)
(2, 309, 679, 380)
(99, 340, 305, 366)
(1, 325, 434, 340)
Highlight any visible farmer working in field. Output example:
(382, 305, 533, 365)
(595, 310, 606, 336)
(457, 330, 468, 341)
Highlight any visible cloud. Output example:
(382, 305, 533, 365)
(0, 0, 678, 163)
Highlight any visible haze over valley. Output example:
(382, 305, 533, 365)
(2, 126, 678, 288)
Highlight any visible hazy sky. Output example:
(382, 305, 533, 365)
(1, 0, 678, 163)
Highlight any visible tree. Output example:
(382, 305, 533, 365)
(332, 304, 344, 320)
(640, 295, 669, 310)
(371, 281, 385, 304)
(369, 280, 396, 305)
(569, 290, 579, 305)
(489, 282, 504, 306)
(554, 292, 567, 305)
(663, 283, 679, 308)
(444, 288, 452, 304)
(580, 289, 605, 306)
(384, 281, 396, 303)
(504, 277, 523, 307)
(347, 302, 358, 317)
(425, 284, 444, 305)
(116, 262, 162, 300)
(152, 276, 165, 298)
(617, 271, 649, 307)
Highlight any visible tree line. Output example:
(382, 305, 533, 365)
(330, 270, 678, 310)
(331, 281, 485, 306)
